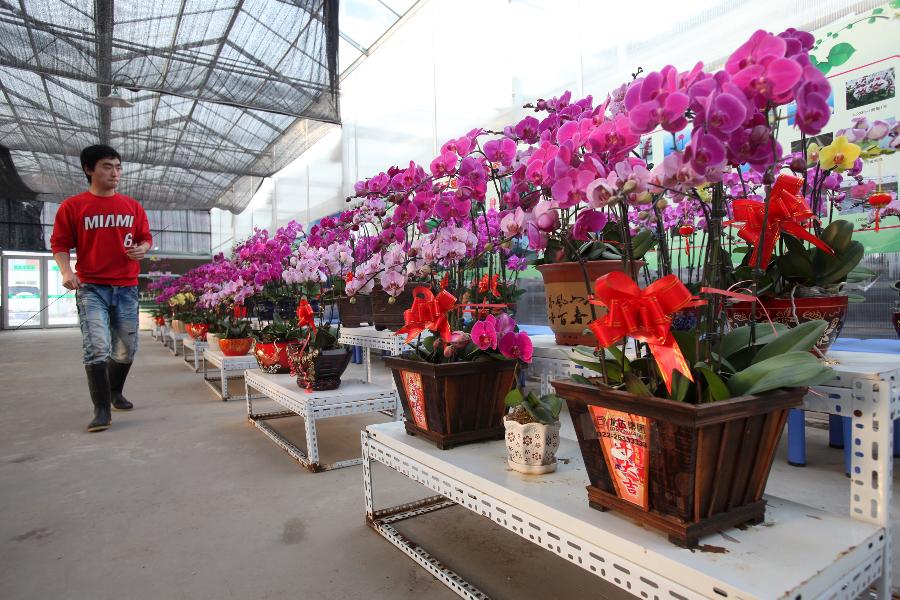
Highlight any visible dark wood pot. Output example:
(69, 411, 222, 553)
(336, 295, 373, 328)
(384, 356, 518, 450)
(287, 346, 352, 391)
(371, 284, 417, 331)
(252, 340, 299, 374)
(551, 379, 805, 548)
(725, 295, 848, 354)
(536, 260, 644, 346)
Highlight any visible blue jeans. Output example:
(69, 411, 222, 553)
(76, 284, 139, 365)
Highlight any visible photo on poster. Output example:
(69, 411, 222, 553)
(638, 135, 654, 165)
(784, 92, 835, 126)
(845, 67, 895, 110)
(840, 176, 897, 215)
(790, 132, 834, 155)
(661, 127, 691, 157)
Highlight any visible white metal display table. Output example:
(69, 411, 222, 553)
(165, 330, 186, 355)
(245, 369, 399, 472)
(363, 420, 890, 600)
(201, 347, 259, 402)
(337, 326, 406, 383)
(527, 335, 588, 395)
(182, 336, 208, 372)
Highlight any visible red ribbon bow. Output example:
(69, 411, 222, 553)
(296, 299, 316, 334)
(588, 272, 704, 393)
(730, 174, 835, 267)
(395, 287, 457, 344)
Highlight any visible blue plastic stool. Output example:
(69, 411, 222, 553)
(787, 411, 899, 473)
(352, 346, 363, 364)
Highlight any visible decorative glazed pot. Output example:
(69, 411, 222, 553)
(186, 323, 209, 341)
(504, 418, 561, 474)
(725, 295, 849, 354)
(384, 356, 518, 450)
(536, 260, 644, 346)
(336, 295, 373, 328)
(171, 319, 185, 334)
(287, 345, 352, 391)
(552, 378, 805, 548)
(253, 340, 299, 374)
(218, 338, 253, 356)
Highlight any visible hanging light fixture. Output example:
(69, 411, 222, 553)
(96, 86, 134, 108)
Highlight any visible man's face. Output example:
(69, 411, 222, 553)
(86, 158, 122, 191)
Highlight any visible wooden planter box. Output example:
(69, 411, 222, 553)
(371, 285, 416, 331)
(551, 379, 805, 547)
(384, 356, 518, 449)
(336, 295, 373, 328)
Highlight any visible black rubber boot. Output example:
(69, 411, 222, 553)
(85, 363, 112, 432)
(107, 360, 134, 411)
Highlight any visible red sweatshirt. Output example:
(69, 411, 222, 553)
(50, 191, 152, 286)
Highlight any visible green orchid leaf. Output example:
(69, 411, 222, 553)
(624, 373, 653, 397)
(728, 351, 834, 396)
(697, 366, 731, 401)
(544, 393, 563, 418)
(719, 322, 788, 358)
(569, 373, 594, 386)
(670, 370, 691, 403)
(752, 319, 827, 364)
(504, 388, 523, 407)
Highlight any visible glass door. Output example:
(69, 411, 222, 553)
(3, 256, 43, 329)
(46, 258, 78, 327)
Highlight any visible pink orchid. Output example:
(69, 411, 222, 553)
(430, 151, 458, 177)
(572, 210, 609, 241)
(471, 315, 498, 351)
(483, 138, 518, 167)
(550, 167, 596, 209)
(494, 313, 516, 337)
(499, 331, 533, 363)
(380, 270, 407, 298)
(499, 208, 525, 237)
(532, 200, 560, 232)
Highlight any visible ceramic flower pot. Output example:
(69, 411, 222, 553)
(504, 418, 561, 474)
(336, 295, 373, 328)
(287, 345, 352, 391)
(206, 333, 220, 348)
(171, 319, 185, 334)
(253, 340, 299, 374)
(218, 338, 252, 356)
(384, 356, 518, 449)
(725, 295, 849, 354)
(552, 378, 805, 548)
(536, 260, 644, 346)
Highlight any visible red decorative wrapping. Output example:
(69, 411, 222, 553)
(394, 287, 457, 343)
(588, 272, 703, 393)
(730, 174, 835, 267)
(296, 299, 316, 334)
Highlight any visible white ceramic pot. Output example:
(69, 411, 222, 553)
(206, 333, 220, 348)
(504, 418, 561, 474)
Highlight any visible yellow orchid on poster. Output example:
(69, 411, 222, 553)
(818, 135, 861, 171)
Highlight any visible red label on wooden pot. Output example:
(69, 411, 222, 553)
(588, 406, 650, 510)
(400, 371, 428, 430)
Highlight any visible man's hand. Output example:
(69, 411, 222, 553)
(126, 242, 150, 261)
(62, 271, 81, 290)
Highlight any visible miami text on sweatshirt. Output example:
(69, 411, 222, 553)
(50, 191, 153, 286)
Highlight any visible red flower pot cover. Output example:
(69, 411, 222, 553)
(218, 338, 252, 356)
(253, 340, 299, 374)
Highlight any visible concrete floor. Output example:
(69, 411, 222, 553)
(0, 328, 897, 599)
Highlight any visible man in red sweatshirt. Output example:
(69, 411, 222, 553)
(50, 145, 152, 433)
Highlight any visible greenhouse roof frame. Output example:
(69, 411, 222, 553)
(0, 0, 341, 211)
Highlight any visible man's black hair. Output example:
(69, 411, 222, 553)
(80, 144, 121, 183)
